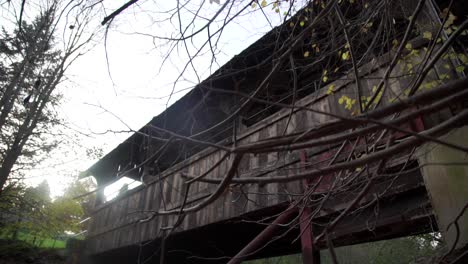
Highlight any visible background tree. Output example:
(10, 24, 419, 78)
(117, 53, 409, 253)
(0, 0, 99, 194)
(0, 180, 51, 242)
(0, 178, 89, 246)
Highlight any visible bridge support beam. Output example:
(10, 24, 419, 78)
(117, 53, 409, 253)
(418, 126, 468, 252)
(299, 150, 321, 264)
(299, 206, 321, 264)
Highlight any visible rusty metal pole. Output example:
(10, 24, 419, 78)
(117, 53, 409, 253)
(227, 207, 298, 264)
(299, 150, 321, 264)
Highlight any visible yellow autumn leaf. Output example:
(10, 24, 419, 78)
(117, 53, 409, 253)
(445, 11, 457, 28)
(300, 21, 305, 27)
(423, 31, 433, 40)
(405, 43, 412, 50)
(458, 53, 468, 64)
(342, 51, 350, 60)
(326, 84, 335, 95)
(303, 51, 310, 58)
(439, 73, 450, 80)
(261, 0, 267, 8)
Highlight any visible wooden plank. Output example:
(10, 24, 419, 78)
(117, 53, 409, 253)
(233, 155, 248, 216)
(212, 151, 225, 222)
(205, 150, 217, 225)
(246, 131, 260, 212)
(149, 180, 162, 239)
(141, 184, 155, 242)
(185, 156, 198, 230)
(167, 172, 181, 228)
(266, 122, 279, 206)
(256, 127, 270, 208)
(274, 118, 290, 203)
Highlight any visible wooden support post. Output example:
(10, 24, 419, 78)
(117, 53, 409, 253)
(299, 150, 321, 264)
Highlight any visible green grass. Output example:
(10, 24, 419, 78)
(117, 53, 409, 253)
(0, 230, 66, 249)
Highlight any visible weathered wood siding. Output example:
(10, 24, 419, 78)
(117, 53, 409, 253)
(85, 45, 459, 255)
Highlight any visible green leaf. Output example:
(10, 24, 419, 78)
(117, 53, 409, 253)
(456, 65, 465, 73)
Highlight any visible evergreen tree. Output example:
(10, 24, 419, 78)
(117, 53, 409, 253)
(0, 1, 97, 194)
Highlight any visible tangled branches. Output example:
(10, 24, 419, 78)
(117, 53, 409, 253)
(86, 0, 468, 262)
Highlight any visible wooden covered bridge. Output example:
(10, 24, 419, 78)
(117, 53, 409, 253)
(79, 1, 468, 263)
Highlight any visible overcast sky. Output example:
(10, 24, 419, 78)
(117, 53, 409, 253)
(20, 0, 294, 197)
